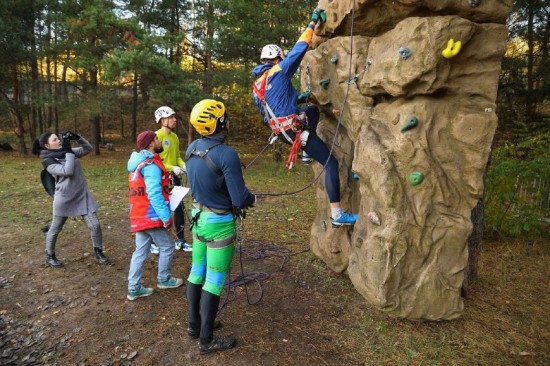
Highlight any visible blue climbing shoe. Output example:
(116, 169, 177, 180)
(331, 211, 358, 227)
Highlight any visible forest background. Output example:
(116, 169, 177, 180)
(0, 1, 549, 365)
(0, 0, 548, 251)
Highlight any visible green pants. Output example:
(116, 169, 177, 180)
(187, 209, 236, 296)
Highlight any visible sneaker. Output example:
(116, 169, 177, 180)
(200, 335, 236, 355)
(301, 152, 313, 165)
(157, 277, 183, 289)
(331, 211, 358, 227)
(150, 244, 159, 255)
(175, 241, 193, 252)
(188, 320, 222, 339)
(127, 287, 154, 301)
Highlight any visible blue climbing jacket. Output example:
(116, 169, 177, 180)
(252, 24, 315, 123)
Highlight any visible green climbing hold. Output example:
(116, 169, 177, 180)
(409, 171, 424, 185)
(400, 116, 418, 132)
(330, 55, 338, 64)
(319, 79, 330, 89)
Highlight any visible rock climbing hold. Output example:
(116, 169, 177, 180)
(330, 54, 338, 64)
(400, 116, 418, 132)
(409, 171, 424, 186)
(399, 46, 412, 60)
(469, 0, 481, 7)
(442, 39, 462, 59)
(367, 212, 380, 225)
(319, 79, 330, 89)
(321, 220, 328, 232)
(352, 171, 359, 180)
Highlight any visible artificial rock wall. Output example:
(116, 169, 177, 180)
(303, 0, 512, 320)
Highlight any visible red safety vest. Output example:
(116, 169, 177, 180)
(128, 156, 171, 232)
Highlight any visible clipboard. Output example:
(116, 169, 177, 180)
(169, 186, 190, 211)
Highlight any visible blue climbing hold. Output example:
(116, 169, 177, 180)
(399, 46, 412, 60)
(330, 55, 338, 64)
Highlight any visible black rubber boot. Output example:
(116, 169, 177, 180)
(94, 248, 112, 265)
(46, 253, 63, 267)
(186, 282, 202, 337)
(199, 290, 235, 354)
(190, 320, 222, 339)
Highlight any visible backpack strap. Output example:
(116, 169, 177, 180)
(42, 158, 59, 169)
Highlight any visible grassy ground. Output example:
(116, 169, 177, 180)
(0, 140, 548, 365)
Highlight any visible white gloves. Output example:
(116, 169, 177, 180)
(172, 166, 186, 176)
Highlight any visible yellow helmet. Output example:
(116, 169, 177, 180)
(190, 99, 226, 136)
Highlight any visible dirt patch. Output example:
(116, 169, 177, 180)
(0, 213, 372, 365)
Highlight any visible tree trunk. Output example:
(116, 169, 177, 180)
(30, 28, 40, 143)
(89, 67, 101, 155)
(132, 71, 138, 142)
(526, 0, 535, 118)
(11, 65, 27, 155)
(463, 197, 484, 297)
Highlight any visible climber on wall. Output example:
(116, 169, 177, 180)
(252, 8, 358, 227)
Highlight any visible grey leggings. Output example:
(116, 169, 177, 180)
(46, 211, 102, 255)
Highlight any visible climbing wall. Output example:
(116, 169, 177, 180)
(303, 0, 512, 320)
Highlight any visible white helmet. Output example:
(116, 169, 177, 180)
(260, 44, 285, 61)
(154, 106, 176, 123)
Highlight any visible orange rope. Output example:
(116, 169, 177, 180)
(286, 130, 302, 169)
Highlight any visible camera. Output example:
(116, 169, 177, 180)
(60, 131, 79, 141)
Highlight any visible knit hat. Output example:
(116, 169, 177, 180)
(136, 131, 157, 150)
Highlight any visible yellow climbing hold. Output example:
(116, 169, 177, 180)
(442, 39, 461, 59)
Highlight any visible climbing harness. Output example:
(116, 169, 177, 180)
(253, 70, 296, 146)
(253, 69, 311, 169)
(184, 141, 225, 188)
